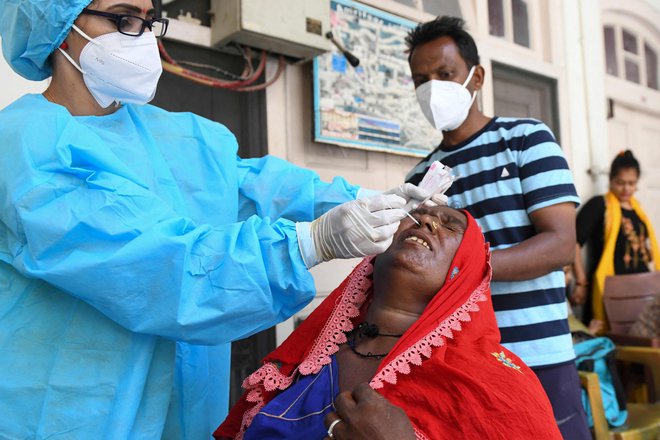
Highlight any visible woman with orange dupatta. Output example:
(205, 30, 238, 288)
(571, 150, 660, 331)
(216, 206, 561, 439)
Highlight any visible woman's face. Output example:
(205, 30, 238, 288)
(375, 205, 467, 295)
(64, 0, 156, 66)
(610, 167, 639, 204)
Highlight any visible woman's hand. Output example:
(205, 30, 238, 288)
(570, 284, 588, 305)
(323, 383, 416, 440)
(299, 194, 407, 268)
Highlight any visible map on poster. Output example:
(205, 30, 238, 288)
(313, 0, 442, 156)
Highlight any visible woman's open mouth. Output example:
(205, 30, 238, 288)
(403, 234, 431, 250)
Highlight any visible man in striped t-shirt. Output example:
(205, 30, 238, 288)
(405, 17, 589, 439)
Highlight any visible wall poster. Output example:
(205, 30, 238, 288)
(313, 0, 442, 156)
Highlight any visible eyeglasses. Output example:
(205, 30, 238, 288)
(81, 8, 169, 38)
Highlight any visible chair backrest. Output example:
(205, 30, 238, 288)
(603, 272, 660, 334)
(578, 372, 610, 440)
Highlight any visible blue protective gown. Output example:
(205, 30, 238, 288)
(0, 94, 358, 439)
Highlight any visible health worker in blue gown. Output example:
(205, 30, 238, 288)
(0, 1, 431, 438)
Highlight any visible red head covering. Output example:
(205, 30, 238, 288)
(217, 212, 561, 439)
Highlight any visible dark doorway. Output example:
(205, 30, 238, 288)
(492, 62, 560, 142)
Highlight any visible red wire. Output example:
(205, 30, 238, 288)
(158, 40, 269, 90)
(234, 55, 286, 92)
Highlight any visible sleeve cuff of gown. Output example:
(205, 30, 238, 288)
(356, 187, 381, 200)
(296, 221, 320, 269)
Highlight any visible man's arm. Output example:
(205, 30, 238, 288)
(491, 202, 576, 281)
(570, 243, 589, 304)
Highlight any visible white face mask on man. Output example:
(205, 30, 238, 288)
(415, 66, 477, 132)
(58, 24, 163, 108)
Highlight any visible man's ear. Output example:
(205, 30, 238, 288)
(472, 65, 486, 92)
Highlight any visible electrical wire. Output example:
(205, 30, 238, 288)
(175, 61, 245, 80)
(233, 55, 286, 92)
(236, 44, 255, 79)
(158, 40, 284, 91)
(160, 48, 265, 88)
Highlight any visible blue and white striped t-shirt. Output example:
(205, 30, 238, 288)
(406, 117, 580, 368)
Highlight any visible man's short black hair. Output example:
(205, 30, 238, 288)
(405, 16, 480, 68)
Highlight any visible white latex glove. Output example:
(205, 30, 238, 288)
(424, 193, 449, 207)
(296, 194, 407, 268)
(381, 183, 431, 212)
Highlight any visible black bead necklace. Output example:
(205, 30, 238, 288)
(347, 322, 404, 360)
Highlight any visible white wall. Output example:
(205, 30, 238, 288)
(0, 37, 49, 110)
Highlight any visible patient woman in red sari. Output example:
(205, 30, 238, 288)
(216, 206, 561, 440)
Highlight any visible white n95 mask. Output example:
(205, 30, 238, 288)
(415, 66, 477, 132)
(59, 24, 163, 108)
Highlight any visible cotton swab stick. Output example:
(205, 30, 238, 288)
(387, 198, 420, 225)
(405, 211, 420, 225)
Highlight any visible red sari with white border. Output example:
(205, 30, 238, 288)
(216, 212, 561, 440)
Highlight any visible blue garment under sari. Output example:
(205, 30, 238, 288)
(244, 355, 340, 439)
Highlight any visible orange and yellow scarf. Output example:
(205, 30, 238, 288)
(592, 191, 660, 330)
